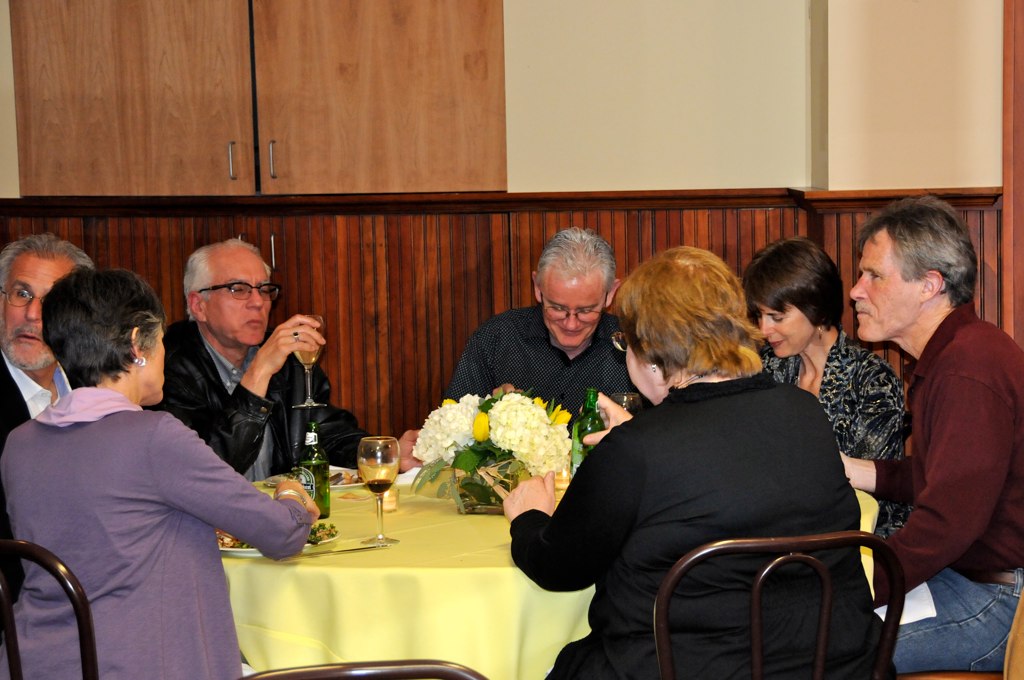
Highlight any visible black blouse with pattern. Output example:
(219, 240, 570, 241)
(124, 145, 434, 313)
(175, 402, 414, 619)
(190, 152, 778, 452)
(760, 329, 911, 535)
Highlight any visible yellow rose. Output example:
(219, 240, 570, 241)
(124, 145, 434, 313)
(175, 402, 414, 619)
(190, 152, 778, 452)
(473, 411, 490, 442)
(441, 398, 457, 406)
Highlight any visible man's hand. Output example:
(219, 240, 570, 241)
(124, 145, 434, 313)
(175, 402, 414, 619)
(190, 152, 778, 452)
(492, 383, 518, 396)
(581, 392, 634, 446)
(398, 429, 421, 472)
(503, 471, 556, 521)
(240, 314, 324, 398)
(840, 453, 877, 493)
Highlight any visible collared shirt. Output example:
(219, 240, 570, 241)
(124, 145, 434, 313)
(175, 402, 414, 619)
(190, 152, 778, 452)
(2, 352, 71, 419)
(443, 305, 635, 418)
(873, 304, 1024, 602)
(198, 334, 273, 482)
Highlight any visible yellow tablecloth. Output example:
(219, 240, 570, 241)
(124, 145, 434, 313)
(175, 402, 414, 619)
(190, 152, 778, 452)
(223, 486, 880, 678)
(222, 485, 593, 679)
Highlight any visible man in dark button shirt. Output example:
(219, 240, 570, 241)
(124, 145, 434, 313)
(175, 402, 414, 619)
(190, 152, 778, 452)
(843, 196, 1024, 674)
(155, 238, 415, 478)
(443, 228, 635, 418)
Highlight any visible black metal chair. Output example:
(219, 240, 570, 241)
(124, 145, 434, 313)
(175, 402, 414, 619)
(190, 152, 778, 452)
(653, 530, 905, 680)
(0, 539, 99, 680)
(243, 659, 489, 679)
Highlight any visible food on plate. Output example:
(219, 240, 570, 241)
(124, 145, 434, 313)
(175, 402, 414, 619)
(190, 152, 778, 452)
(330, 469, 361, 485)
(216, 529, 251, 550)
(307, 522, 339, 545)
(216, 522, 338, 549)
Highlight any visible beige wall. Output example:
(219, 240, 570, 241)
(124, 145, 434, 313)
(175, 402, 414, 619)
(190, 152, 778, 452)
(826, 0, 1002, 190)
(0, 0, 1004, 197)
(503, 0, 809, 191)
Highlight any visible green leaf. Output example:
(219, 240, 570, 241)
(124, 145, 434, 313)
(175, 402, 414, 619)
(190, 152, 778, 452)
(452, 448, 484, 473)
(411, 459, 450, 494)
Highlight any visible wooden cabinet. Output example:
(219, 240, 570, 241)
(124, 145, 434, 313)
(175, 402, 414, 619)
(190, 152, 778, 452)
(9, 0, 506, 197)
(252, 0, 506, 194)
(9, 1, 256, 196)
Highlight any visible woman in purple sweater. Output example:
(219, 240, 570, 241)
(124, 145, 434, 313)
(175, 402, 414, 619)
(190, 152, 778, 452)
(0, 268, 319, 680)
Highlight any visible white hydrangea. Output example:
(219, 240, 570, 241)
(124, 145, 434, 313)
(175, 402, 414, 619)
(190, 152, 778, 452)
(487, 393, 571, 476)
(412, 394, 482, 464)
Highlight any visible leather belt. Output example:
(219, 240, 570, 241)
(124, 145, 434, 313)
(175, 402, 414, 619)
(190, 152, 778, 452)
(956, 568, 1018, 586)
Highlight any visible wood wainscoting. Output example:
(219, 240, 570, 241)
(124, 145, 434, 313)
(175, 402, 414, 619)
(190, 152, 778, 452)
(0, 187, 1004, 437)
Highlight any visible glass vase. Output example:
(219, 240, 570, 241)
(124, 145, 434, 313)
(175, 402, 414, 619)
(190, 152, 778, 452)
(451, 459, 529, 515)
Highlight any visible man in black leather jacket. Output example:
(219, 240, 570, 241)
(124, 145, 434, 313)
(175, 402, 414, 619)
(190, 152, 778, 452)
(155, 239, 414, 477)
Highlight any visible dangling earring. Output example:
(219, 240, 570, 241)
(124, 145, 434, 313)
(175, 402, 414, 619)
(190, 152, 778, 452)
(133, 356, 147, 368)
(817, 326, 824, 341)
(651, 364, 658, 373)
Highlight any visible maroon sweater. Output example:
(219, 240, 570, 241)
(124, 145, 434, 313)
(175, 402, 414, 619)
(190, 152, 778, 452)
(873, 304, 1024, 602)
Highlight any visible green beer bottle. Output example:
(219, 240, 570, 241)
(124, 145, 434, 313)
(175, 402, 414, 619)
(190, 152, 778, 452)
(297, 421, 330, 518)
(570, 388, 605, 473)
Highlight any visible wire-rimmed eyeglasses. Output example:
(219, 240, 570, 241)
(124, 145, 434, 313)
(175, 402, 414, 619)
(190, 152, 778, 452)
(0, 287, 40, 308)
(197, 281, 282, 301)
(540, 295, 603, 323)
(611, 331, 628, 352)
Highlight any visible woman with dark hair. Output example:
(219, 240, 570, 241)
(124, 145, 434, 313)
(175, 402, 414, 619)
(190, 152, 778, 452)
(0, 268, 318, 680)
(504, 247, 886, 679)
(743, 236, 909, 537)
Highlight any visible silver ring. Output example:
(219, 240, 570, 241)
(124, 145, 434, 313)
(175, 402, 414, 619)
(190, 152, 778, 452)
(292, 331, 299, 342)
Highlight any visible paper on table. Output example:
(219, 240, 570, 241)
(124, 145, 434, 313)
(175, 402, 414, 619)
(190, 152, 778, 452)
(875, 582, 936, 624)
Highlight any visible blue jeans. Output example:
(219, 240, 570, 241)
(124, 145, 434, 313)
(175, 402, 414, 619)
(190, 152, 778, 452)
(893, 567, 1022, 673)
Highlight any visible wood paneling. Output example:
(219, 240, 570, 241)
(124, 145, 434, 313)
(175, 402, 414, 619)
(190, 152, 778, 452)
(0, 187, 1005, 436)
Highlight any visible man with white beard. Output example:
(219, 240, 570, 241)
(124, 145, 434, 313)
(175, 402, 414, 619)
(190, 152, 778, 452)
(0, 233, 92, 600)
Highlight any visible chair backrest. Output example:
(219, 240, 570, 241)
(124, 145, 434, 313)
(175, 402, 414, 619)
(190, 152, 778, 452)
(653, 530, 905, 680)
(0, 539, 99, 680)
(243, 659, 490, 680)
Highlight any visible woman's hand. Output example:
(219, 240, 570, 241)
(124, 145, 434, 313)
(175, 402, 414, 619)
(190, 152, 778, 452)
(581, 392, 634, 446)
(274, 480, 321, 521)
(503, 471, 555, 521)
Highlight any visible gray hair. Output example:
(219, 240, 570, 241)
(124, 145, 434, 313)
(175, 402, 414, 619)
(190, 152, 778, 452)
(183, 239, 270, 320)
(0, 233, 94, 287)
(536, 228, 617, 292)
(858, 195, 977, 306)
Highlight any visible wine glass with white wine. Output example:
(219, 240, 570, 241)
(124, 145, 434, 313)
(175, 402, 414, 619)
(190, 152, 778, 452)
(357, 437, 401, 546)
(292, 314, 326, 409)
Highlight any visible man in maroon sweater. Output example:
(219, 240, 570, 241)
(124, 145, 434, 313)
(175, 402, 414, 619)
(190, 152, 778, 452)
(844, 195, 1024, 674)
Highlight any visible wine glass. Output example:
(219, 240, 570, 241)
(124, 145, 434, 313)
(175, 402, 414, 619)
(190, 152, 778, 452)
(610, 392, 643, 415)
(292, 314, 326, 409)
(357, 436, 401, 546)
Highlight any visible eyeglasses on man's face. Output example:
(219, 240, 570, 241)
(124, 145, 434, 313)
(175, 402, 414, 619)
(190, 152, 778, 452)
(611, 331, 628, 352)
(540, 295, 604, 323)
(198, 281, 282, 301)
(1, 286, 41, 308)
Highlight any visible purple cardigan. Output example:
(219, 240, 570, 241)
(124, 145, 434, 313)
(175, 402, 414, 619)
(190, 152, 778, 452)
(0, 388, 311, 680)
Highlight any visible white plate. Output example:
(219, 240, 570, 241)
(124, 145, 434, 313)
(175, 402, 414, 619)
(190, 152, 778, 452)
(219, 532, 340, 557)
(262, 466, 363, 490)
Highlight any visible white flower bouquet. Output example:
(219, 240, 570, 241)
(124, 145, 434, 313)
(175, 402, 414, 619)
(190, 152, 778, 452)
(411, 391, 572, 513)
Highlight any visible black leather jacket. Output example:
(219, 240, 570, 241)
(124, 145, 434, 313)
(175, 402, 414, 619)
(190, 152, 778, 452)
(153, 321, 367, 473)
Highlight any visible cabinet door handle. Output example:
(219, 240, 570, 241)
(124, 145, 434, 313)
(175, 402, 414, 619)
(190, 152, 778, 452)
(227, 141, 238, 180)
(268, 140, 278, 179)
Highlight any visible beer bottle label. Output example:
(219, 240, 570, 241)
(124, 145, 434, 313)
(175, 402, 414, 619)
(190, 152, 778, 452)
(296, 466, 316, 500)
(304, 431, 318, 446)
